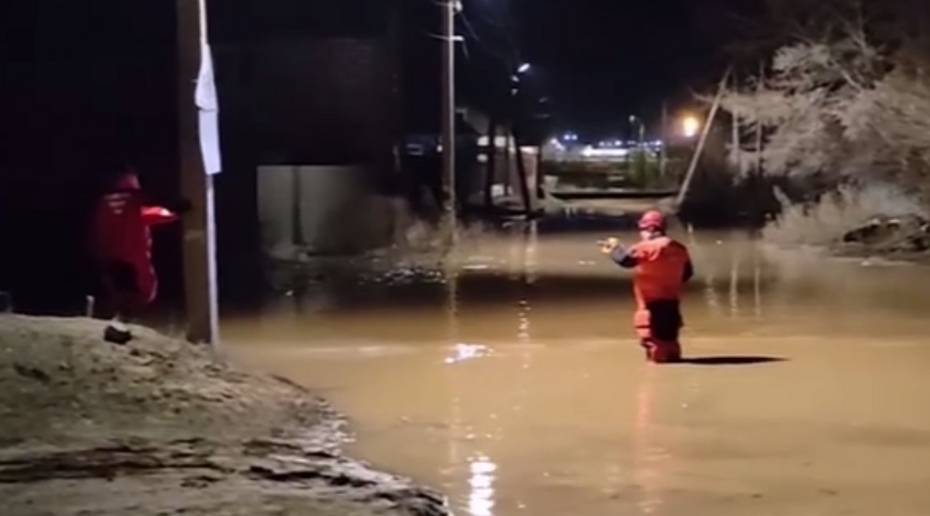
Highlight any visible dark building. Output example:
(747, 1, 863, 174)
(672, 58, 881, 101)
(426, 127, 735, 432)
(0, 0, 450, 312)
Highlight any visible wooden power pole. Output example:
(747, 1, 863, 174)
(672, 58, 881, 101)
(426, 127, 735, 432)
(676, 68, 731, 207)
(176, 0, 220, 346)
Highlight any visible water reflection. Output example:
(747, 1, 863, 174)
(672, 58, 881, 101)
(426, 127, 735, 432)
(445, 343, 493, 364)
(728, 245, 739, 318)
(752, 243, 762, 318)
(467, 454, 498, 516)
(225, 228, 930, 516)
(632, 366, 672, 514)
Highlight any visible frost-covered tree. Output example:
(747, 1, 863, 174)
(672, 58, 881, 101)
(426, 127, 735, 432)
(720, 0, 930, 208)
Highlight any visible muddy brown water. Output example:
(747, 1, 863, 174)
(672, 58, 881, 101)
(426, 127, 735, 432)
(225, 227, 930, 516)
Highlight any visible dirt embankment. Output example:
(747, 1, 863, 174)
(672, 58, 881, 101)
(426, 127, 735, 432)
(758, 185, 930, 265)
(0, 315, 450, 516)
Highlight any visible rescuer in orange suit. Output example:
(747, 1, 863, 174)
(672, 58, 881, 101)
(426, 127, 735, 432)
(89, 170, 187, 344)
(601, 210, 693, 363)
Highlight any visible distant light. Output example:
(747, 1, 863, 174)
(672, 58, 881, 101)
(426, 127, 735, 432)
(681, 115, 700, 138)
(517, 63, 531, 73)
(581, 146, 629, 158)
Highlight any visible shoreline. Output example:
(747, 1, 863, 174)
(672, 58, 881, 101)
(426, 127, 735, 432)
(0, 315, 451, 516)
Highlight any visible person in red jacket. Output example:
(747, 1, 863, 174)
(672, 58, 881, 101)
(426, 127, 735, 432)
(601, 210, 693, 363)
(89, 170, 186, 343)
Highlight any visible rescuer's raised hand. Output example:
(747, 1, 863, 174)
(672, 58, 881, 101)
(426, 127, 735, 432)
(599, 237, 620, 254)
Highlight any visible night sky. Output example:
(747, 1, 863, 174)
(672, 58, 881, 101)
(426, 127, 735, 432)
(461, 0, 744, 139)
(0, 0, 750, 151)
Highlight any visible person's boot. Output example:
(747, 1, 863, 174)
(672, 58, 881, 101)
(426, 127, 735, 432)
(651, 340, 681, 363)
(641, 339, 659, 362)
(103, 320, 133, 345)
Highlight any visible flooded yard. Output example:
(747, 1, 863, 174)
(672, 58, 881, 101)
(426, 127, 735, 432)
(224, 226, 930, 515)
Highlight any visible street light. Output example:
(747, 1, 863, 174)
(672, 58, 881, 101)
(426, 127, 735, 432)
(511, 63, 531, 84)
(681, 115, 700, 138)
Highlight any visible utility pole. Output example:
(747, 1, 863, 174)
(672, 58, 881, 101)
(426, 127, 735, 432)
(677, 68, 731, 207)
(176, 0, 219, 346)
(731, 74, 743, 176)
(441, 0, 457, 226)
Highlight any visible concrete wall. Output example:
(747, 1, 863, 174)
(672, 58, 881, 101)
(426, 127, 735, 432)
(257, 165, 397, 258)
(480, 137, 540, 211)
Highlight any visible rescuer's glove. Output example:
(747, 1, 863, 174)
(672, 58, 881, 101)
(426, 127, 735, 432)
(599, 237, 620, 254)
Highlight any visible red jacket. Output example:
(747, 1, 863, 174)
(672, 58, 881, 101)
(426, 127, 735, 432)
(89, 173, 178, 303)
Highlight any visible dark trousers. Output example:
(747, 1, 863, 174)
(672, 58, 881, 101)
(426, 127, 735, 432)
(98, 260, 140, 319)
(645, 299, 683, 342)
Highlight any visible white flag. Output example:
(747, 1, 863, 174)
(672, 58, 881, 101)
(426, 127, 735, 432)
(196, 44, 222, 175)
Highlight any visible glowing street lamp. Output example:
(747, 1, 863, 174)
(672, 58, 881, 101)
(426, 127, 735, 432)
(511, 63, 531, 84)
(680, 115, 700, 139)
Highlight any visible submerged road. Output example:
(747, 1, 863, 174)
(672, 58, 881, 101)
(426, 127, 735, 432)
(225, 227, 930, 516)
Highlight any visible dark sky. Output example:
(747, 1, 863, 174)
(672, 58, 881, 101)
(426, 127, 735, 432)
(0, 0, 748, 161)
(466, 0, 738, 138)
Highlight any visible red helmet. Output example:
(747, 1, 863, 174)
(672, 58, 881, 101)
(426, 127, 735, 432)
(114, 172, 141, 191)
(638, 210, 666, 231)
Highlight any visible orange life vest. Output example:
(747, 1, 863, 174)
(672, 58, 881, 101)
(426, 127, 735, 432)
(628, 236, 691, 308)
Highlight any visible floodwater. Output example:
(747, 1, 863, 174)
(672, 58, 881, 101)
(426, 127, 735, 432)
(225, 225, 930, 516)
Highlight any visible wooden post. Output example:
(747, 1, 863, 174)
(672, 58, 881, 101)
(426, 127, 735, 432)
(484, 118, 497, 209)
(729, 248, 739, 317)
(176, 0, 219, 345)
(291, 165, 304, 247)
(513, 127, 533, 216)
(755, 62, 765, 176)
(440, 0, 456, 222)
(731, 74, 743, 176)
(535, 144, 544, 200)
(504, 132, 512, 196)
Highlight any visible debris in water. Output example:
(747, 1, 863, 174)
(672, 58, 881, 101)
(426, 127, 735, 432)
(444, 343, 492, 364)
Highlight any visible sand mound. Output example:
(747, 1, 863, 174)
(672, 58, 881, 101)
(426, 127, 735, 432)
(0, 315, 449, 516)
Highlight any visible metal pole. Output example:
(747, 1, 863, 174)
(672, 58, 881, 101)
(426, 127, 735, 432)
(441, 0, 456, 227)
(177, 0, 219, 345)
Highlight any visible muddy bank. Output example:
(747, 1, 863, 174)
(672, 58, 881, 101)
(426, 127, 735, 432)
(0, 315, 449, 516)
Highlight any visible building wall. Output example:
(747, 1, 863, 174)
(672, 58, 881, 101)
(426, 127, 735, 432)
(257, 165, 397, 258)
(247, 38, 398, 172)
